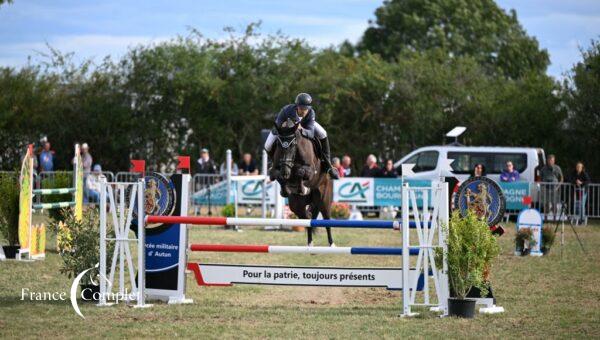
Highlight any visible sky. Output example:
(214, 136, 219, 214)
(0, 0, 598, 79)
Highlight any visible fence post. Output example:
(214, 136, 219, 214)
(262, 149, 268, 219)
(226, 149, 232, 205)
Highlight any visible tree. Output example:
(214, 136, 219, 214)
(562, 40, 600, 179)
(357, 0, 549, 79)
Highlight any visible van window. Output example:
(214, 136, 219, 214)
(448, 152, 527, 174)
(403, 151, 439, 173)
(492, 153, 527, 173)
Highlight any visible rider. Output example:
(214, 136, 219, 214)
(264, 93, 340, 183)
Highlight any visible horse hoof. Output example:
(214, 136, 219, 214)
(329, 243, 336, 248)
(307, 242, 314, 247)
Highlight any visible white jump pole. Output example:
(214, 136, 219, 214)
(262, 149, 268, 219)
(98, 177, 108, 306)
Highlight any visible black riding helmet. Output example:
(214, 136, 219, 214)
(295, 93, 312, 109)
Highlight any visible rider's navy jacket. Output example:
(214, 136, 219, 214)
(275, 104, 315, 131)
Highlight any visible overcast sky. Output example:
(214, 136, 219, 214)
(1, 0, 598, 78)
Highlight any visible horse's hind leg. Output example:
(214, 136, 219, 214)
(318, 203, 335, 247)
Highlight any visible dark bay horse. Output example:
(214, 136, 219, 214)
(271, 126, 334, 246)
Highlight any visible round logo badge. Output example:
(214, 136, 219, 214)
(454, 176, 506, 226)
(130, 172, 176, 229)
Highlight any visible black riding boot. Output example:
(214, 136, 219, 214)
(319, 137, 339, 179)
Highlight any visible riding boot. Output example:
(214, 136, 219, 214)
(266, 147, 277, 181)
(319, 137, 339, 179)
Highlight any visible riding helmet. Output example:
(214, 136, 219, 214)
(295, 93, 312, 108)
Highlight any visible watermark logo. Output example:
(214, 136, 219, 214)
(21, 264, 139, 319)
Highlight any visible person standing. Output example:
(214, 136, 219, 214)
(570, 161, 591, 222)
(332, 157, 345, 178)
(500, 161, 520, 182)
(470, 163, 487, 178)
(380, 159, 398, 178)
(39, 141, 55, 172)
(341, 155, 352, 177)
(196, 148, 217, 174)
(539, 154, 563, 219)
(361, 155, 381, 177)
(239, 153, 258, 176)
(80, 143, 93, 173)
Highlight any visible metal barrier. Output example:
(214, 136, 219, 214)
(115, 171, 142, 183)
(530, 182, 598, 225)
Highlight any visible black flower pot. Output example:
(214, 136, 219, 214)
(2, 245, 20, 259)
(80, 284, 100, 302)
(542, 247, 551, 256)
(448, 298, 476, 318)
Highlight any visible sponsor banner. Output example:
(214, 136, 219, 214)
(333, 178, 374, 206)
(334, 178, 432, 207)
(499, 181, 530, 210)
(192, 181, 232, 205)
(236, 179, 277, 204)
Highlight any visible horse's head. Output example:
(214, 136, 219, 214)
(274, 128, 300, 180)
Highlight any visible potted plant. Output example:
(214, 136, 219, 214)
(515, 228, 535, 256)
(330, 202, 350, 219)
(0, 173, 21, 258)
(437, 211, 500, 318)
(50, 208, 110, 301)
(541, 226, 556, 255)
(220, 203, 236, 229)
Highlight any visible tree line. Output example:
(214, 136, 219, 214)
(0, 1, 598, 179)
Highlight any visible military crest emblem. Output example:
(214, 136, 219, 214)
(455, 176, 506, 226)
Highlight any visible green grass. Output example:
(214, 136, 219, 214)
(1, 219, 599, 339)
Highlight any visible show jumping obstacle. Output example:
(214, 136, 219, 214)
(98, 172, 450, 317)
(15, 144, 83, 260)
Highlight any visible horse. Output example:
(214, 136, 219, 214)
(270, 125, 335, 247)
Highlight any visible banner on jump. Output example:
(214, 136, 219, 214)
(333, 178, 432, 206)
(191, 264, 427, 290)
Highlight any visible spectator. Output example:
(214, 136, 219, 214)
(470, 163, 487, 178)
(380, 159, 398, 178)
(539, 154, 563, 219)
(500, 161, 520, 182)
(570, 161, 591, 222)
(332, 157, 344, 178)
(39, 141, 55, 172)
(80, 143, 93, 173)
(85, 164, 106, 203)
(540, 154, 563, 183)
(341, 155, 352, 177)
(239, 153, 259, 176)
(196, 148, 217, 174)
(220, 158, 239, 176)
(361, 154, 381, 177)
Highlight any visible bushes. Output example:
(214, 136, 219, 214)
(0, 172, 20, 245)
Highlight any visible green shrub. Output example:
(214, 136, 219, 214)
(220, 204, 235, 217)
(541, 226, 556, 253)
(436, 211, 500, 299)
(50, 208, 111, 285)
(0, 172, 20, 245)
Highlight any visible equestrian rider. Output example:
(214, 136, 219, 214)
(264, 93, 340, 180)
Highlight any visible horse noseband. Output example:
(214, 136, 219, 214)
(277, 135, 297, 149)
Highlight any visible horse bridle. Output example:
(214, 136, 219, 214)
(276, 132, 298, 173)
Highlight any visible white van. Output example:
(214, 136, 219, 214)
(394, 146, 545, 183)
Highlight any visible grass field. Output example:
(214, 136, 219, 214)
(1, 218, 599, 339)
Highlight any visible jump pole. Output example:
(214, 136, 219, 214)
(145, 215, 430, 229)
